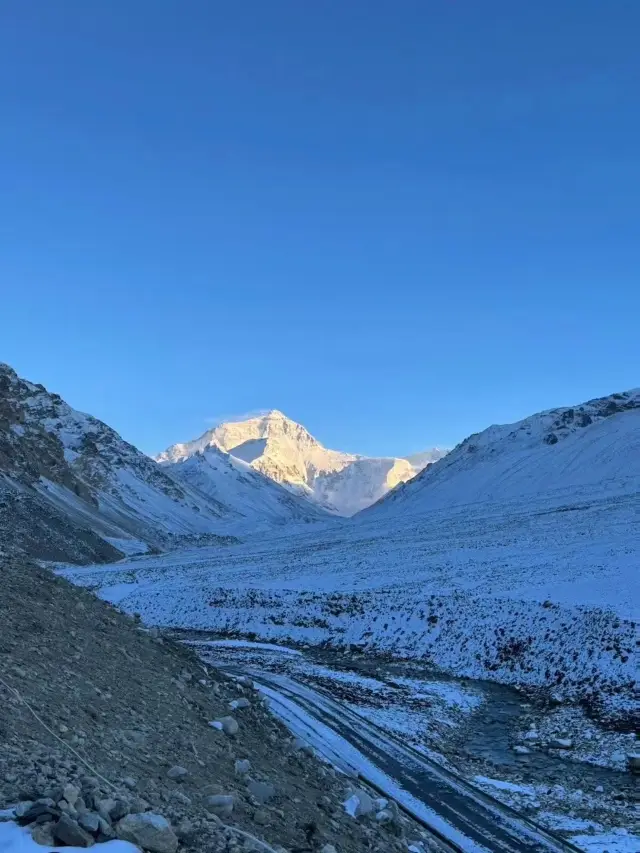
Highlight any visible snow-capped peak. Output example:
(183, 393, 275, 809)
(157, 412, 445, 516)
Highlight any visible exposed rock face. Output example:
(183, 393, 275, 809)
(0, 364, 326, 562)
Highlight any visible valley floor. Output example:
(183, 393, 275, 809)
(59, 490, 640, 717)
(181, 639, 640, 852)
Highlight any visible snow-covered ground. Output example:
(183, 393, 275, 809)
(0, 822, 138, 853)
(191, 641, 639, 853)
(60, 484, 639, 717)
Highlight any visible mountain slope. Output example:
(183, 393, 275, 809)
(158, 410, 444, 515)
(366, 388, 640, 517)
(158, 447, 330, 528)
(0, 364, 326, 562)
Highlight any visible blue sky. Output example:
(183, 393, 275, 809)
(2, 1, 639, 457)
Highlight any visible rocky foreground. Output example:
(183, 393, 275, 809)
(0, 559, 439, 853)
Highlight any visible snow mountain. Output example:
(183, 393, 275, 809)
(0, 364, 327, 563)
(157, 410, 444, 515)
(367, 388, 640, 517)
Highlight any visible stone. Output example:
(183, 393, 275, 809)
(167, 765, 189, 780)
(110, 800, 130, 822)
(235, 759, 252, 776)
(229, 698, 250, 710)
(170, 791, 192, 806)
(16, 802, 60, 825)
(97, 816, 115, 840)
(375, 809, 394, 824)
(343, 789, 374, 818)
(62, 784, 81, 806)
(204, 795, 234, 818)
(214, 716, 239, 736)
(627, 753, 640, 773)
(116, 813, 179, 853)
(176, 818, 196, 845)
(549, 738, 573, 750)
(321, 846, 338, 853)
(122, 777, 137, 790)
(595, 785, 604, 793)
(247, 780, 276, 804)
(95, 798, 117, 821)
(53, 814, 95, 847)
(253, 808, 270, 825)
(30, 824, 56, 846)
(513, 745, 531, 755)
(78, 812, 101, 834)
(129, 797, 151, 814)
(14, 802, 34, 818)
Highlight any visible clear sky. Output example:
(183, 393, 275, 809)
(2, 1, 639, 458)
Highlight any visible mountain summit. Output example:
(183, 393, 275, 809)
(157, 411, 446, 515)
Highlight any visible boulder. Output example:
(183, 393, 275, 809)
(342, 789, 374, 818)
(549, 738, 573, 750)
(53, 815, 95, 848)
(247, 780, 276, 805)
(209, 716, 239, 736)
(204, 795, 234, 818)
(78, 812, 101, 835)
(167, 766, 188, 780)
(116, 813, 179, 853)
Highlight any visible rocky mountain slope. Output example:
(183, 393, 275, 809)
(0, 365, 327, 563)
(367, 388, 640, 517)
(0, 557, 431, 853)
(158, 410, 445, 516)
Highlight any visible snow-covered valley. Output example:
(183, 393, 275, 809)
(59, 481, 639, 721)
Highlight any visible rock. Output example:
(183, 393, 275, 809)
(513, 745, 531, 755)
(122, 777, 137, 790)
(549, 738, 573, 750)
(229, 698, 250, 710)
(343, 789, 374, 818)
(204, 795, 234, 817)
(53, 814, 95, 847)
(212, 716, 239, 736)
(116, 813, 179, 853)
(253, 808, 270, 825)
(321, 846, 338, 853)
(97, 816, 115, 840)
(95, 798, 117, 821)
(16, 802, 60, 825)
(110, 800, 130, 822)
(30, 824, 56, 846)
(62, 784, 81, 807)
(235, 759, 252, 776)
(129, 797, 151, 814)
(595, 785, 604, 793)
(247, 780, 276, 804)
(167, 765, 189, 780)
(292, 737, 315, 757)
(78, 812, 101, 835)
(627, 753, 640, 774)
(176, 818, 196, 845)
(237, 676, 253, 688)
(14, 802, 34, 818)
(523, 730, 539, 741)
(375, 809, 394, 824)
(170, 791, 192, 806)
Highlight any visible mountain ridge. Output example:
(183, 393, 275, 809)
(0, 364, 327, 563)
(365, 387, 640, 517)
(158, 410, 446, 515)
